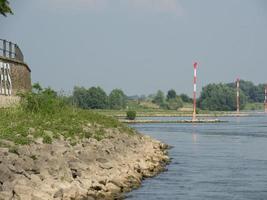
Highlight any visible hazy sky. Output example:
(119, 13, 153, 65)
(1, 0, 267, 96)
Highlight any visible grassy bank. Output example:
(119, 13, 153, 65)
(243, 102, 264, 111)
(95, 109, 241, 118)
(0, 107, 135, 146)
(0, 88, 170, 200)
(0, 85, 136, 147)
(95, 101, 264, 118)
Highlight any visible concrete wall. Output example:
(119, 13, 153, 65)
(0, 56, 31, 107)
(0, 96, 20, 107)
(0, 56, 31, 95)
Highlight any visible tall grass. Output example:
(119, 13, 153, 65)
(0, 84, 135, 146)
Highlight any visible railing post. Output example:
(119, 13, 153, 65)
(15, 44, 19, 60)
(9, 41, 12, 59)
(0, 39, 1, 56)
(3, 40, 6, 57)
(0, 39, 24, 62)
(16, 45, 24, 62)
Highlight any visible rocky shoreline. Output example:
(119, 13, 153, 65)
(0, 131, 169, 200)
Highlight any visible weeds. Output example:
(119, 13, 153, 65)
(43, 135, 52, 144)
(0, 84, 135, 146)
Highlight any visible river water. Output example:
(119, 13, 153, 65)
(126, 115, 267, 200)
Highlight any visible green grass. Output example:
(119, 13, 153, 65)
(243, 102, 264, 111)
(0, 107, 135, 146)
(96, 109, 191, 117)
(96, 101, 266, 118)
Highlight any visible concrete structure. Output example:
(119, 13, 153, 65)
(0, 56, 31, 95)
(0, 39, 31, 107)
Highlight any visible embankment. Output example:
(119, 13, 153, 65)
(0, 130, 169, 200)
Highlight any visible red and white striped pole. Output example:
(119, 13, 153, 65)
(193, 62, 198, 121)
(265, 85, 267, 113)
(236, 78, 240, 114)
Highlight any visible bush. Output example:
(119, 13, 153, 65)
(19, 83, 66, 115)
(109, 89, 127, 110)
(198, 83, 247, 111)
(152, 90, 165, 106)
(167, 89, 177, 100)
(180, 93, 193, 103)
(72, 86, 108, 109)
(167, 96, 183, 110)
(126, 110, 136, 120)
(43, 135, 52, 144)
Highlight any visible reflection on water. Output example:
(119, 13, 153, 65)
(192, 125, 198, 144)
(192, 133, 197, 144)
(126, 115, 267, 200)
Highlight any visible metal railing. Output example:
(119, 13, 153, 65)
(0, 39, 24, 62)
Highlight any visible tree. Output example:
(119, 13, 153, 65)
(180, 93, 193, 103)
(167, 96, 183, 110)
(109, 89, 127, 110)
(227, 80, 264, 103)
(72, 86, 108, 109)
(167, 89, 177, 100)
(87, 87, 108, 109)
(73, 86, 88, 109)
(198, 83, 247, 111)
(152, 90, 165, 107)
(254, 84, 265, 102)
(0, 0, 13, 16)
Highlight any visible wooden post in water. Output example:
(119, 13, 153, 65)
(192, 62, 198, 121)
(236, 78, 240, 114)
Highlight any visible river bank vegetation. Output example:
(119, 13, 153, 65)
(0, 84, 134, 147)
(67, 80, 265, 117)
(71, 86, 191, 111)
(198, 80, 265, 111)
(1, 79, 263, 145)
(0, 84, 169, 200)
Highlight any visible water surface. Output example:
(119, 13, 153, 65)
(126, 115, 267, 200)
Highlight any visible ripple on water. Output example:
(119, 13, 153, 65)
(126, 115, 267, 200)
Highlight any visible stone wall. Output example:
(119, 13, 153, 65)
(0, 56, 31, 95)
(0, 132, 169, 200)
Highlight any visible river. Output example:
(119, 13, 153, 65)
(126, 115, 267, 200)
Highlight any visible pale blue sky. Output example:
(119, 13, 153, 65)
(1, 0, 267, 96)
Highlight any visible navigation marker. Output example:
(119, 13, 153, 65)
(265, 85, 267, 113)
(236, 78, 240, 114)
(192, 62, 198, 121)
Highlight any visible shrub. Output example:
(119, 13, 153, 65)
(152, 90, 165, 106)
(72, 86, 108, 109)
(166, 97, 183, 110)
(109, 89, 127, 110)
(198, 83, 247, 111)
(43, 135, 52, 144)
(167, 89, 177, 100)
(19, 83, 66, 115)
(180, 93, 193, 103)
(126, 110, 136, 120)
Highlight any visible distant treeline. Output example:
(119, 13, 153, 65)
(149, 90, 192, 110)
(198, 80, 265, 111)
(72, 87, 127, 110)
(63, 80, 265, 111)
(70, 86, 192, 110)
